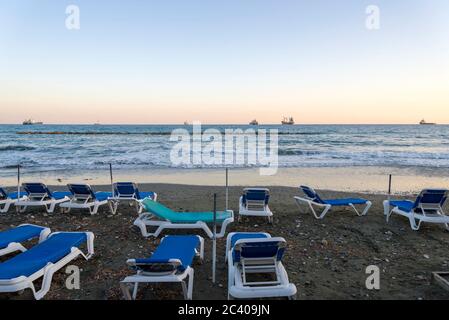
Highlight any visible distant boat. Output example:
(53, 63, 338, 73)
(419, 119, 436, 125)
(281, 117, 295, 125)
(22, 119, 43, 125)
(183, 121, 190, 125)
(249, 119, 258, 125)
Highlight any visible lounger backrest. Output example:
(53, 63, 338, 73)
(300, 186, 325, 204)
(0, 187, 7, 200)
(114, 182, 140, 199)
(233, 237, 286, 263)
(242, 188, 270, 206)
(414, 189, 448, 210)
(67, 184, 96, 200)
(23, 183, 52, 199)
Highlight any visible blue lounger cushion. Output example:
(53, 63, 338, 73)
(0, 232, 87, 280)
(0, 187, 27, 200)
(6, 192, 28, 200)
(230, 233, 270, 248)
(142, 199, 232, 223)
(92, 192, 112, 202)
(134, 235, 200, 272)
(0, 225, 46, 250)
(300, 186, 368, 206)
(323, 198, 369, 206)
(389, 200, 415, 213)
(51, 192, 71, 200)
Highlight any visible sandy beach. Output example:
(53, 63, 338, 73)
(1, 183, 449, 300)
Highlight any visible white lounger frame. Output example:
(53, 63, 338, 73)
(226, 233, 297, 300)
(15, 193, 70, 214)
(0, 224, 51, 257)
(238, 189, 273, 223)
(0, 232, 94, 300)
(133, 210, 234, 239)
(60, 187, 111, 215)
(383, 200, 449, 231)
(294, 196, 372, 220)
(0, 195, 27, 214)
(120, 235, 204, 300)
(108, 190, 158, 215)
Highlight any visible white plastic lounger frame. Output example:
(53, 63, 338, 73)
(0, 193, 27, 214)
(226, 234, 297, 300)
(294, 188, 372, 220)
(0, 224, 51, 257)
(60, 184, 110, 215)
(134, 210, 234, 239)
(108, 183, 158, 215)
(15, 184, 70, 214)
(238, 188, 273, 223)
(383, 190, 449, 231)
(0, 232, 94, 300)
(120, 235, 204, 300)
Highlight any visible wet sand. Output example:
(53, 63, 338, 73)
(1, 166, 449, 193)
(1, 183, 449, 300)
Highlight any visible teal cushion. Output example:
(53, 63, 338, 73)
(142, 199, 231, 223)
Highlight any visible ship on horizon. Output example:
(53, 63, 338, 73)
(419, 119, 436, 125)
(249, 119, 258, 125)
(22, 119, 43, 125)
(281, 117, 294, 125)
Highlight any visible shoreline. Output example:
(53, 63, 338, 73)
(1, 166, 449, 194)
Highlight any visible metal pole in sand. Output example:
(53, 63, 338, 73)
(16, 164, 21, 213)
(388, 174, 392, 201)
(109, 163, 114, 195)
(212, 193, 217, 284)
(17, 164, 21, 196)
(225, 168, 229, 211)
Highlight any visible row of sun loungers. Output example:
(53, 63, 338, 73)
(0, 182, 157, 215)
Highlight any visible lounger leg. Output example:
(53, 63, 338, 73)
(383, 200, 390, 216)
(47, 202, 56, 213)
(91, 203, 99, 215)
(132, 283, 139, 300)
(185, 268, 194, 300)
(408, 216, 420, 231)
(120, 282, 133, 300)
(361, 201, 372, 216)
(309, 203, 331, 219)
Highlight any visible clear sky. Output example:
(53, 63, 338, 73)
(0, 0, 448, 124)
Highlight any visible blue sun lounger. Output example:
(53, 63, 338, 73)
(60, 184, 113, 215)
(0, 231, 94, 300)
(226, 232, 297, 300)
(15, 183, 71, 213)
(294, 186, 372, 219)
(0, 224, 51, 257)
(120, 235, 204, 300)
(0, 187, 28, 213)
(136, 199, 234, 238)
(383, 189, 449, 230)
(238, 188, 273, 223)
(108, 182, 157, 214)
